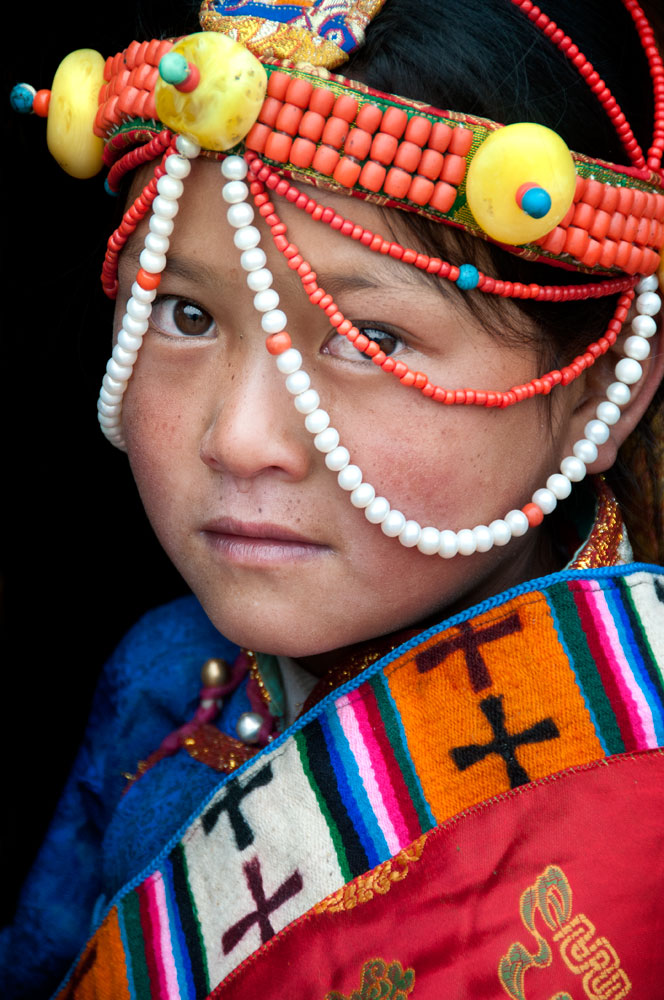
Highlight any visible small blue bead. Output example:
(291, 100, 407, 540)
(456, 263, 480, 290)
(521, 186, 552, 219)
(10, 83, 36, 114)
(104, 178, 119, 197)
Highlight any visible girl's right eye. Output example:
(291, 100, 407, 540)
(151, 297, 216, 338)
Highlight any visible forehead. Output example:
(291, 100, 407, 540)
(121, 156, 491, 323)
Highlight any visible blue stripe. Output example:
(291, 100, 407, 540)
(604, 584, 664, 745)
(161, 859, 196, 1000)
(319, 712, 383, 868)
(325, 703, 390, 863)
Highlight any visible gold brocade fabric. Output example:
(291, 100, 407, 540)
(182, 727, 259, 772)
(314, 833, 429, 914)
(199, 0, 387, 69)
(569, 476, 627, 570)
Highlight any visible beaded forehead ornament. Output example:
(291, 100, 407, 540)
(12, 0, 664, 557)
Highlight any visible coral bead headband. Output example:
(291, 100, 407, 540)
(13, 0, 664, 554)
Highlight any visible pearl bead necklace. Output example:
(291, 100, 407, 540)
(99, 151, 661, 556)
(96, 134, 201, 448)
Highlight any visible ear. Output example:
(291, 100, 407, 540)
(558, 306, 664, 475)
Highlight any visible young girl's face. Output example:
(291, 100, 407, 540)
(118, 159, 584, 660)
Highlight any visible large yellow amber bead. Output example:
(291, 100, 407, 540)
(466, 122, 577, 245)
(155, 33, 267, 151)
(47, 49, 105, 178)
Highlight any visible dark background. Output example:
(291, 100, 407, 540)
(2, 3, 191, 924)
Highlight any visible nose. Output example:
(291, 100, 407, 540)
(199, 349, 312, 485)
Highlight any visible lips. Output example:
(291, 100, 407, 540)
(200, 517, 330, 565)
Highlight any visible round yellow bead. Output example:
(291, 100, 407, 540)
(47, 49, 105, 178)
(465, 122, 577, 245)
(155, 33, 267, 151)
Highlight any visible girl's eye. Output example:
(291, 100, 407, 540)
(151, 297, 216, 338)
(322, 325, 406, 362)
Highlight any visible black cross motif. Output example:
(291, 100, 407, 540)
(202, 762, 273, 850)
(416, 613, 522, 692)
(655, 578, 664, 604)
(450, 695, 559, 788)
(221, 856, 303, 954)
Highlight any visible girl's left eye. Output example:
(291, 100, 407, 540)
(151, 297, 216, 338)
(321, 324, 406, 362)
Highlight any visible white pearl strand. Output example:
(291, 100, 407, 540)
(96, 135, 202, 449)
(221, 155, 661, 556)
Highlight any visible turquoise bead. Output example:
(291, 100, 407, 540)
(158, 52, 190, 85)
(10, 83, 36, 114)
(457, 264, 480, 290)
(521, 186, 552, 219)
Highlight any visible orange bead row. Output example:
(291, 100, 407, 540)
(536, 172, 664, 274)
(93, 43, 664, 292)
(245, 69, 473, 214)
(95, 39, 173, 138)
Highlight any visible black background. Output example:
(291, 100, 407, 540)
(2, 3, 189, 924)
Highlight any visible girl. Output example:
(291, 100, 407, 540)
(4, 0, 664, 996)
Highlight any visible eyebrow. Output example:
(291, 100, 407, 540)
(120, 245, 451, 302)
(312, 265, 451, 301)
(120, 247, 224, 290)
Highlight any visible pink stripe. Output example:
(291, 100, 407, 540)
(342, 692, 411, 848)
(145, 872, 181, 999)
(337, 694, 402, 854)
(585, 589, 656, 747)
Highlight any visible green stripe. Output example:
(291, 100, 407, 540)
(171, 842, 210, 996)
(548, 582, 625, 754)
(621, 578, 664, 702)
(371, 675, 434, 831)
(121, 893, 152, 1000)
(294, 730, 352, 882)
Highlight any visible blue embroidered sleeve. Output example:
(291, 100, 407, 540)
(0, 596, 229, 999)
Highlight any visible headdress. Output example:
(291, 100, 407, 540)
(11, 0, 664, 557)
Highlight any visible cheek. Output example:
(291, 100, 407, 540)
(336, 388, 555, 527)
(122, 371, 198, 532)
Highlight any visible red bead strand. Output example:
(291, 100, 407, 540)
(247, 157, 636, 410)
(247, 154, 636, 305)
(101, 138, 176, 298)
(510, 0, 647, 170)
(622, 0, 664, 173)
(105, 129, 173, 193)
